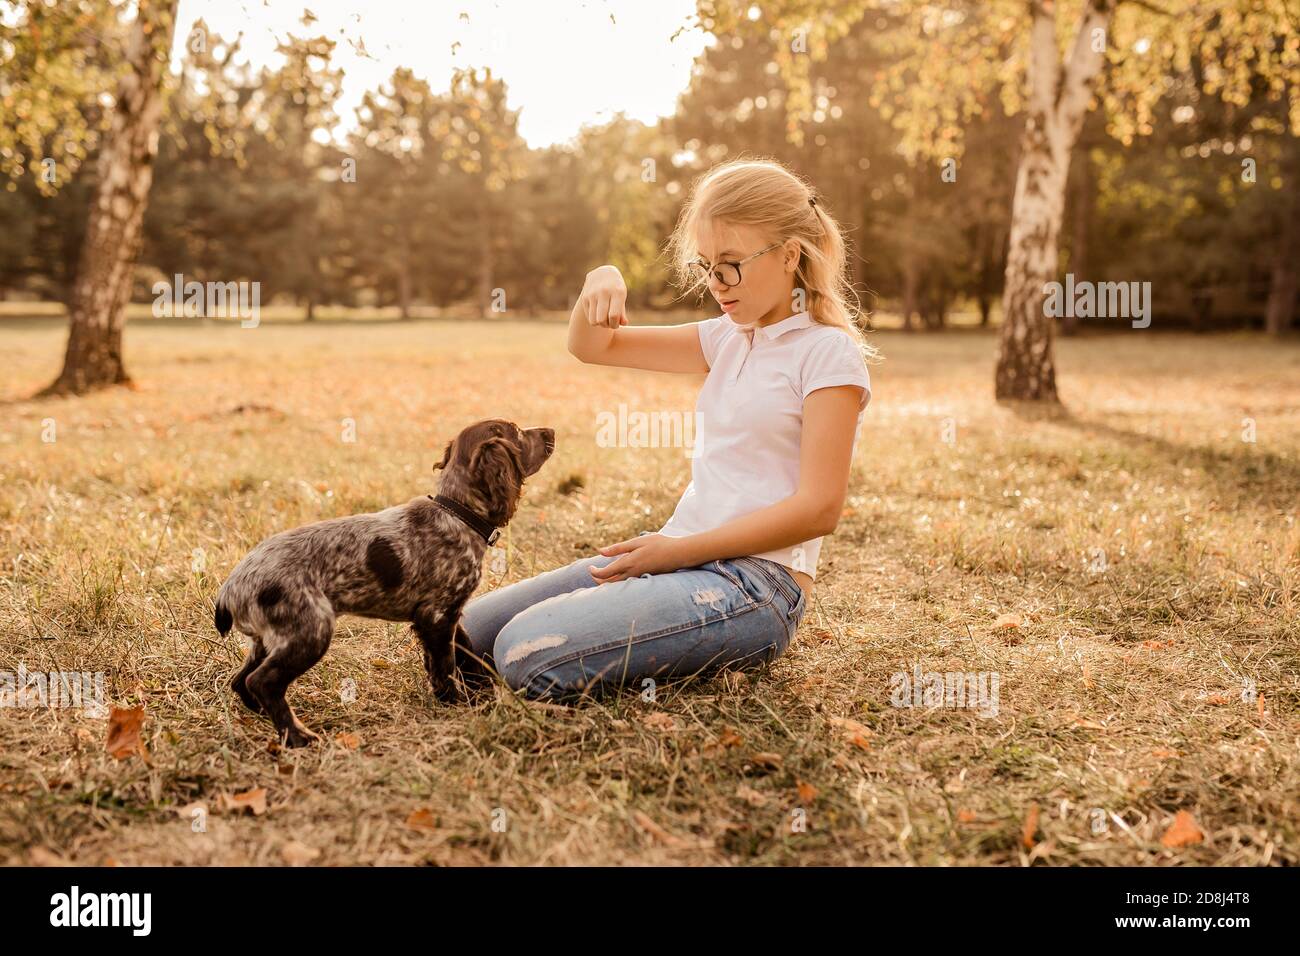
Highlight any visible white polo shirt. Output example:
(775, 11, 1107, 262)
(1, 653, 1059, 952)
(657, 310, 871, 580)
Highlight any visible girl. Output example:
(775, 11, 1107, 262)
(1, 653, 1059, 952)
(459, 158, 874, 702)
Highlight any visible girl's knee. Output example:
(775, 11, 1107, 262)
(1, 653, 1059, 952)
(457, 599, 497, 659)
(493, 615, 587, 700)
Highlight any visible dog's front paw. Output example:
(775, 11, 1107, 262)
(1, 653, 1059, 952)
(429, 677, 461, 704)
(281, 724, 321, 748)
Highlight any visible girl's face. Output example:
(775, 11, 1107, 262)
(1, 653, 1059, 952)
(695, 221, 799, 327)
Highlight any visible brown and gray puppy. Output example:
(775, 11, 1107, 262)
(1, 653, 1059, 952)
(214, 419, 555, 747)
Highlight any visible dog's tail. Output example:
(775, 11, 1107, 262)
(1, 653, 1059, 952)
(214, 599, 233, 637)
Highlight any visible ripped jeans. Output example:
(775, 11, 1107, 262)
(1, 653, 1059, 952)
(459, 545, 807, 702)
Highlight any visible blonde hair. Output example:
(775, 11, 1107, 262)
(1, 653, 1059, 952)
(667, 157, 877, 359)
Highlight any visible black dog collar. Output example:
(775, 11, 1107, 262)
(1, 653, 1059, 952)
(428, 494, 501, 546)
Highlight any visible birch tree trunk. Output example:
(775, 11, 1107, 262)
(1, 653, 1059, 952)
(995, 0, 1112, 401)
(1062, 144, 1093, 336)
(41, 0, 178, 396)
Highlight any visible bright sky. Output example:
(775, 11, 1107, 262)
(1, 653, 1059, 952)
(172, 0, 713, 148)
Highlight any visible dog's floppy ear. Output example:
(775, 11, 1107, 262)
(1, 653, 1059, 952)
(432, 440, 454, 472)
(469, 436, 524, 478)
(469, 436, 525, 521)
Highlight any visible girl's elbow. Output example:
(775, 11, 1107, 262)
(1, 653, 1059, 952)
(812, 502, 842, 537)
(567, 338, 593, 363)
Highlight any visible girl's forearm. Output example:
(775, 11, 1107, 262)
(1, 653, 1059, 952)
(566, 289, 614, 362)
(669, 493, 837, 568)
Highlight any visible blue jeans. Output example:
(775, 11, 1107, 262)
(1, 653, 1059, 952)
(459, 546, 807, 702)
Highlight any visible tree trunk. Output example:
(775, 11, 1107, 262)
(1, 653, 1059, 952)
(398, 259, 412, 320)
(477, 199, 494, 317)
(976, 219, 998, 327)
(1264, 133, 1300, 335)
(996, 122, 1070, 400)
(921, 284, 947, 330)
(1062, 146, 1092, 337)
(995, 0, 1112, 402)
(40, 0, 178, 396)
(1192, 287, 1213, 332)
(900, 255, 919, 331)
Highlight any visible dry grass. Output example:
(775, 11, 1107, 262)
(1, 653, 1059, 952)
(1, 316, 1297, 866)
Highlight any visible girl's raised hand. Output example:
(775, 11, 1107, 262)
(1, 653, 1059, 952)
(579, 265, 629, 328)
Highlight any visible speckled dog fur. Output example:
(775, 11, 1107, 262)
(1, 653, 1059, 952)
(214, 419, 555, 747)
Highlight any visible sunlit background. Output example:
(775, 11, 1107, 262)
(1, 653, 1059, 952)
(174, 0, 711, 148)
(0, 0, 1297, 871)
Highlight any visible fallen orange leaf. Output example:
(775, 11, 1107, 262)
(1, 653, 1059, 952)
(106, 706, 148, 761)
(405, 808, 439, 831)
(1071, 715, 1107, 730)
(1160, 810, 1204, 848)
(223, 787, 267, 816)
(1022, 803, 1040, 850)
(796, 779, 819, 803)
(718, 728, 743, 748)
(632, 810, 687, 847)
(828, 716, 873, 750)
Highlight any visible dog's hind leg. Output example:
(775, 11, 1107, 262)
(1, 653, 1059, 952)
(246, 605, 334, 748)
(231, 636, 267, 714)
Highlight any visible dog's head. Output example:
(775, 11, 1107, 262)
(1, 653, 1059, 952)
(433, 419, 555, 527)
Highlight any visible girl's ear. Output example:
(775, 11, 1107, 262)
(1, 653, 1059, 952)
(783, 238, 801, 272)
(433, 440, 453, 472)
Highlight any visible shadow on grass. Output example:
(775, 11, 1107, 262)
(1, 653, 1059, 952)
(1003, 399, 1300, 512)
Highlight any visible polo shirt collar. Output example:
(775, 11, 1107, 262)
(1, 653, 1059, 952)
(733, 310, 814, 342)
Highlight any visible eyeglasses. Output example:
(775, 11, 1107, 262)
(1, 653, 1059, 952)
(689, 242, 782, 289)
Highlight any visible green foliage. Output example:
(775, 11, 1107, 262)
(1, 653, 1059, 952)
(0, 0, 120, 192)
(0, 0, 1294, 327)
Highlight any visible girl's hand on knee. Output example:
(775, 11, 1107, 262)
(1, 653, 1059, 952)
(590, 533, 686, 583)
(578, 265, 629, 328)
